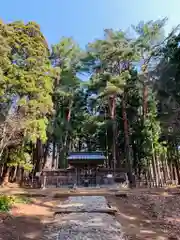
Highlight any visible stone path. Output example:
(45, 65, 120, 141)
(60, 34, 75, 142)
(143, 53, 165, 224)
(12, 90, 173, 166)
(46, 196, 125, 239)
(56, 212, 125, 239)
(57, 196, 108, 211)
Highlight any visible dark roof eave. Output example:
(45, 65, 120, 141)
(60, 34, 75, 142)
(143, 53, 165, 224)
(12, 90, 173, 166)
(67, 152, 106, 161)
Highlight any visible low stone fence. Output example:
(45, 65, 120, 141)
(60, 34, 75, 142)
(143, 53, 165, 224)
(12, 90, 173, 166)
(41, 169, 74, 187)
(41, 168, 127, 188)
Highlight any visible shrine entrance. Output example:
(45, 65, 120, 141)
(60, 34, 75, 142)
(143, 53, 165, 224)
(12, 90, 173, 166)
(67, 152, 106, 186)
(78, 166, 97, 186)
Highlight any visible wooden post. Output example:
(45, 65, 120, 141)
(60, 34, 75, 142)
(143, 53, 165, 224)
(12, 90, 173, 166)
(42, 175, 47, 189)
(56, 176, 58, 188)
(76, 167, 78, 185)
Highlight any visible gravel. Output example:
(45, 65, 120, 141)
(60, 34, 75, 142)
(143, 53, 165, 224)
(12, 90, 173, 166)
(57, 196, 108, 211)
(56, 212, 125, 240)
(44, 196, 125, 240)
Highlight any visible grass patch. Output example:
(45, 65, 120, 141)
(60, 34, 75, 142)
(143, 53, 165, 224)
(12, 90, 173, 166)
(13, 195, 32, 204)
(0, 194, 31, 212)
(0, 195, 14, 212)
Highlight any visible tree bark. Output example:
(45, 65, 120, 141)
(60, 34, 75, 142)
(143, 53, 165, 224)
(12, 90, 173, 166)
(42, 141, 49, 169)
(108, 96, 116, 172)
(2, 165, 10, 185)
(151, 139, 158, 186)
(34, 139, 43, 175)
(52, 141, 56, 169)
(122, 93, 133, 186)
(11, 166, 18, 182)
(143, 84, 148, 117)
(19, 168, 24, 186)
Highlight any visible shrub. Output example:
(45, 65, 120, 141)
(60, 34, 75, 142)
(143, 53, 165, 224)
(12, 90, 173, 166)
(0, 194, 31, 212)
(14, 195, 31, 204)
(0, 195, 14, 212)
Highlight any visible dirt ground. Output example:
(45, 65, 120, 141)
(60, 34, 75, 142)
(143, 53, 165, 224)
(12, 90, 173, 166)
(0, 195, 66, 240)
(108, 188, 180, 240)
(0, 185, 180, 240)
(0, 185, 117, 240)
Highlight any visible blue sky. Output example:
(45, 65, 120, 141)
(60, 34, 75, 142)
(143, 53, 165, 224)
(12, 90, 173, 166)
(0, 0, 179, 47)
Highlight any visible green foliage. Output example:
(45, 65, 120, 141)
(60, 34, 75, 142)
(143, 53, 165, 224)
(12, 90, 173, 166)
(0, 20, 54, 170)
(0, 195, 14, 212)
(0, 195, 31, 212)
(8, 147, 32, 171)
(0, 21, 53, 144)
(13, 195, 32, 204)
(1, 16, 180, 184)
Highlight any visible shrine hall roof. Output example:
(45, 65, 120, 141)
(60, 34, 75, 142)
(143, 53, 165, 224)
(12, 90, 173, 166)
(67, 152, 106, 160)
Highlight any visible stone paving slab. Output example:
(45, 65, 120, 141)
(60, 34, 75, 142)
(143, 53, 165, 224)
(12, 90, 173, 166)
(57, 196, 109, 211)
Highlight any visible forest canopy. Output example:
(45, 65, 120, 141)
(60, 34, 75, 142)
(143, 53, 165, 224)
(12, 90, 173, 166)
(1, 18, 180, 186)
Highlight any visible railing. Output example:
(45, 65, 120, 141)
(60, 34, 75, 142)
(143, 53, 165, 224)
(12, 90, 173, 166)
(22, 177, 41, 188)
(135, 179, 178, 188)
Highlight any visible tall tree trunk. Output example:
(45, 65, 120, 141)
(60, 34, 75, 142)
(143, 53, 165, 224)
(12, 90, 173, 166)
(10, 166, 18, 182)
(132, 141, 138, 176)
(155, 150, 162, 186)
(174, 140, 180, 185)
(59, 147, 65, 168)
(52, 141, 56, 169)
(42, 141, 49, 169)
(2, 164, 10, 185)
(0, 164, 3, 178)
(142, 60, 148, 118)
(34, 139, 43, 175)
(62, 100, 73, 168)
(161, 152, 167, 185)
(151, 135, 158, 186)
(105, 108, 109, 168)
(174, 159, 180, 185)
(109, 96, 116, 172)
(143, 84, 148, 117)
(146, 157, 153, 187)
(112, 119, 116, 171)
(172, 164, 176, 182)
(167, 147, 173, 182)
(142, 67, 149, 183)
(19, 168, 24, 186)
(13, 166, 18, 182)
(122, 93, 133, 186)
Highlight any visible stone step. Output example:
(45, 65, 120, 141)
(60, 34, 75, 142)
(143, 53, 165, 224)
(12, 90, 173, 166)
(54, 207, 117, 215)
(52, 196, 125, 239)
(57, 196, 109, 211)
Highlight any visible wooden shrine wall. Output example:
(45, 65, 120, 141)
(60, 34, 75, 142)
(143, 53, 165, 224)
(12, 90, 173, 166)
(41, 168, 126, 187)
